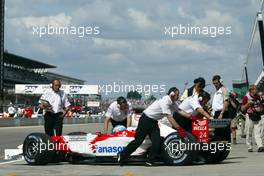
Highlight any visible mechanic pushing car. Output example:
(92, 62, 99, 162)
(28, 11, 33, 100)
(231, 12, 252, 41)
(174, 90, 212, 132)
(117, 87, 191, 167)
(103, 96, 132, 134)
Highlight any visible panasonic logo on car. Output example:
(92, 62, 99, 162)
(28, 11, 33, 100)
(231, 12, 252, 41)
(96, 146, 124, 153)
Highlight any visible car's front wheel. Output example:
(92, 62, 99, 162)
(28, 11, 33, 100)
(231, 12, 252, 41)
(23, 133, 53, 165)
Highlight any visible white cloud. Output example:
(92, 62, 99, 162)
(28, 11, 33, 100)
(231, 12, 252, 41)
(108, 53, 124, 60)
(92, 37, 223, 55)
(195, 10, 232, 26)
(71, 1, 124, 27)
(177, 7, 196, 21)
(92, 38, 133, 49)
(32, 43, 55, 57)
(9, 13, 72, 28)
(192, 9, 244, 38)
(127, 8, 156, 29)
(4, 0, 258, 90)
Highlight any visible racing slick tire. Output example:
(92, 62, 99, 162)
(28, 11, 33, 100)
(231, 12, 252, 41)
(161, 132, 198, 166)
(23, 133, 54, 165)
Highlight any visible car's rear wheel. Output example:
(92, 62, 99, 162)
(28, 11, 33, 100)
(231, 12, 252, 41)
(200, 145, 230, 163)
(161, 132, 198, 166)
(23, 133, 53, 165)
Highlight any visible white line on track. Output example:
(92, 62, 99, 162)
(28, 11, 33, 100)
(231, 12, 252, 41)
(0, 159, 23, 165)
(0, 123, 92, 130)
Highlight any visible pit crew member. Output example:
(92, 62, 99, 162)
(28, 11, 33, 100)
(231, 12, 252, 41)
(118, 87, 191, 167)
(103, 96, 132, 134)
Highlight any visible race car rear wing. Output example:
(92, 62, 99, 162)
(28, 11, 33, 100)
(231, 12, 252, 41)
(208, 119, 231, 128)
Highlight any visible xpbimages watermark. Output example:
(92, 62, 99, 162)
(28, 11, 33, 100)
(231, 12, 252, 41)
(20, 140, 231, 155)
(164, 24, 232, 38)
(32, 25, 100, 38)
(98, 82, 166, 96)
(164, 140, 231, 154)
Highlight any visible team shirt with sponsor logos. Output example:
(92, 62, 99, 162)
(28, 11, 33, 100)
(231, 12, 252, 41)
(143, 95, 179, 121)
(105, 101, 132, 122)
(39, 88, 71, 113)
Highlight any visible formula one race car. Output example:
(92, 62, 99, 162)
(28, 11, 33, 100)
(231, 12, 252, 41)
(23, 110, 231, 166)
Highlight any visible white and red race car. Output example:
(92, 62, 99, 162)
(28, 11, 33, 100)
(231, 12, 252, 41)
(22, 110, 231, 166)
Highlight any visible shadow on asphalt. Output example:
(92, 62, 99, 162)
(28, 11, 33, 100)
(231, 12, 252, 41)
(13, 161, 241, 167)
(225, 156, 247, 160)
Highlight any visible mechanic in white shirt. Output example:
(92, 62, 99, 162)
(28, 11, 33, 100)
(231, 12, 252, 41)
(118, 87, 190, 167)
(103, 96, 132, 134)
(212, 75, 230, 141)
(39, 79, 71, 136)
(175, 91, 211, 132)
(8, 103, 16, 118)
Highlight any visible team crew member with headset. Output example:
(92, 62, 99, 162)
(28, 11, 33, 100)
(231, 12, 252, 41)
(39, 79, 71, 136)
(103, 96, 132, 134)
(180, 77, 206, 101)
(174, 91, 211, 132)
(118, 87, 190, 167)
(212, 75, 230, 141)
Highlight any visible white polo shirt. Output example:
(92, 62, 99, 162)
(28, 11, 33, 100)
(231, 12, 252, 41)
(105, 101, 132, 122)
(8, 106, 16, 115)
(39, 88, 71, 113)
(212, 86, 229, 111)
(179, 95, 202, 114)
(143, 95, 179, 121)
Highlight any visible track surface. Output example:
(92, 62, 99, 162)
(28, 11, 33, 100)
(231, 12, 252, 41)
(0, 124, 264, 176)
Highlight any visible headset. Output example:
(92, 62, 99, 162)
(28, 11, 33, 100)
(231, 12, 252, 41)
(51, 79, 61, 88)
(212, 75, 223, 84)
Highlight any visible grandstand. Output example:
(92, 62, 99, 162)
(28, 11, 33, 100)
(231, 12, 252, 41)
(3, 51, 85, 108)
(3, 52, 55, 91)
(44, 72, 85, 85)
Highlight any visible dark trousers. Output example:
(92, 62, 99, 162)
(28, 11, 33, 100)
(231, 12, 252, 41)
(214, 111, 231, 141)
(44, 112, 63, 136)
(173, 112, 192, 132)
(120, 113, 160, 163)
(111, 118, 127, 128)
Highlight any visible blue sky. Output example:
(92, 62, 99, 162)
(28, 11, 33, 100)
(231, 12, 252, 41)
(4, 0, 263, 96)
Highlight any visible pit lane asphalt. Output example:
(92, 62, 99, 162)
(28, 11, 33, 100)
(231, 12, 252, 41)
(0, 123, 264, 176)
